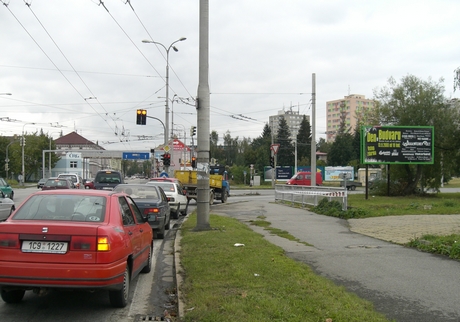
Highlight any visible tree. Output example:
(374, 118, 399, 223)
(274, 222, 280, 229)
(316, 137, 331, 155)
(250, 123, 272, 176)
(454, 67, 460, 92)
(275, 117, 294, 166)
(327, 132, 354, 166)
(210, 130, 219, 162)
(374, 75, 460, 194)
(222, 131, 239, 166)
(296, 115, 312, 165)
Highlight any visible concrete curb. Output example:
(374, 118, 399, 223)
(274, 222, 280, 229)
(174, 214, 188, 320)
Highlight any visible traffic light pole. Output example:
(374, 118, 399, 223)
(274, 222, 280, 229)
(140, 115, 168, 172)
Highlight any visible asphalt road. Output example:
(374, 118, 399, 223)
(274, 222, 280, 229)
(0, 185, 188, 322)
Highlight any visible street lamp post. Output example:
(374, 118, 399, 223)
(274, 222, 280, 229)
(48, 132, 61, 178)
(21, 123, 35, 186)
(142, 37, 186, 149)
(170, 94, 179, 139)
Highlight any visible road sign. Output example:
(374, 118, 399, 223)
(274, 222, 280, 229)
(164, 145, 171, 153)
(270, 144, 280, 155)
(122, 152, 150, 160)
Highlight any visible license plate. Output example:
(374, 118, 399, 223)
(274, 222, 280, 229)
(102, 187, 113, 190)
(22, 241, 68, 254)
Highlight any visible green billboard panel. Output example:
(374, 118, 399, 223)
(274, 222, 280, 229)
(361, 126, 434, 164)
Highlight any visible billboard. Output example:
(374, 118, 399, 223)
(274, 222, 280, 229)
(361, 126, 434, 164)
(264, 166, 293, 181)
(325, 166, 354, 181)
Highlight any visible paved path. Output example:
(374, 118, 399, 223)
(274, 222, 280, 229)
(349, 214, 460, 244)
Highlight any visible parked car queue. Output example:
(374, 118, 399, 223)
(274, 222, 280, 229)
(22, 174, 188, 241)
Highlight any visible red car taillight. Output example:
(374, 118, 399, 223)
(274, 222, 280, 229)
(97, 237, 110, 251)
(70, 236, 96, 251)
(70, 236, 110, 252)
(144, 208, 160, 215)
(0, 233, 20, 248)
(71, 236, 96, 251)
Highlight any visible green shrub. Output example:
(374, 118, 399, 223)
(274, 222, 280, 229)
(312, 198, 369, 219)
(407, 234, 460, 260)
(344, 207, 369, 219)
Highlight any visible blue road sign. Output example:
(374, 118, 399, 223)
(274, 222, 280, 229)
(122, 152, 150, 160)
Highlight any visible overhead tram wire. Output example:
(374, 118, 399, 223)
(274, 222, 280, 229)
(22, 2, 118, 125)
(97, 1, 164, 86)
(1, 1, 119, 137)
(0, 64, 159, 79)
(211, 92, 312, 95)
(121, 0, 194, 99)
(97, 0, 184, 122)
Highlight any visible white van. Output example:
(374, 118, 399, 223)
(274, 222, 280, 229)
(57, 173, 84, 189)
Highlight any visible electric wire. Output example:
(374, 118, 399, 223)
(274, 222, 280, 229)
(122, 0, 194, 99)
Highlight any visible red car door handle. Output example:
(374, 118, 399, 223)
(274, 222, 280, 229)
(128, 231, 133, 235)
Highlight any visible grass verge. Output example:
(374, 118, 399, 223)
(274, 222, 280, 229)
(407, 234, 460, 260)
(249, 215, 312, 247)
(179, 213, 390, 322)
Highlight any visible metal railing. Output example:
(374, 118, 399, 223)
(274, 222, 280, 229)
(275, 184, 348, 210)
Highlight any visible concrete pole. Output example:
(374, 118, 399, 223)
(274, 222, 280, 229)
(195, 0, 211, 230)
(311, 73, 317, 186)
(294, 138, 297, 174)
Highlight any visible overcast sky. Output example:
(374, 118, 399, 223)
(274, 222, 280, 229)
(1, 0, 459, 151)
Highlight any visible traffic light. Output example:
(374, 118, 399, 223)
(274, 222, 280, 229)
(163, 153, 171, 166)
(270, 156, 274, 168)
(136, 109, 147, 125)
(190, 126, 196, 136)
(191, 156, 196, 169)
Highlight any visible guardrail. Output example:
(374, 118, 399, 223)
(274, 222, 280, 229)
(275, 184, 348, 210)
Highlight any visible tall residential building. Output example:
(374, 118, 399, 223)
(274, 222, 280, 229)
(269, 108, 310, 141)
(326, 94, 375, 142)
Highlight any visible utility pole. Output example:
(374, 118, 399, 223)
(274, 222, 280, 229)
(311, 73, 317, 186)
(195, 0, 211, 230)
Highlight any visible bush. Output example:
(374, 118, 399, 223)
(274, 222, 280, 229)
(369, 179, 405, 196)
(313, 198, 344, 218)
(312, 198, 369, 219)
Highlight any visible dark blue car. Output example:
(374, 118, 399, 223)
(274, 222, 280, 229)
(113, 184, 170, 239)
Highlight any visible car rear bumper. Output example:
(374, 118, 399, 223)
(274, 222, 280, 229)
(0, 258, 126, 291)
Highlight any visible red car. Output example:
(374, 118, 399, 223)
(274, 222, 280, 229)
(84, 179, 94, 189)
(0, 189, 153, 308)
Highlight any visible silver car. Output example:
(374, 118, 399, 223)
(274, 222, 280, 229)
(0, 192, 15, 221)
(146, 181, 188, 219)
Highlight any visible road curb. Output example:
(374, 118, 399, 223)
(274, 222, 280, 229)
(174, 214, 188, 320)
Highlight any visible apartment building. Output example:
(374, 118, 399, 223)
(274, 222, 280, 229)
(269, 108, 310, 140)
(326, 94, 374, 142)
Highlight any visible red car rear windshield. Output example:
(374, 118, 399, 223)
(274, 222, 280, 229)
(12, 195, 106, 222)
